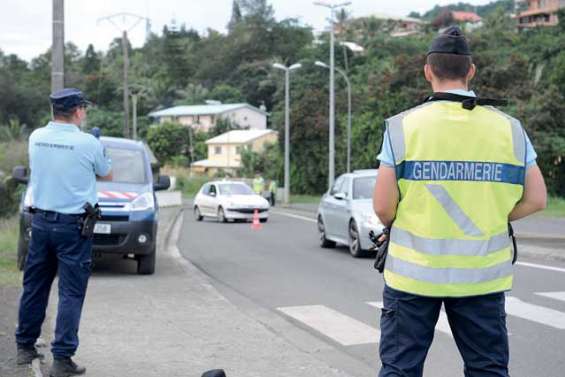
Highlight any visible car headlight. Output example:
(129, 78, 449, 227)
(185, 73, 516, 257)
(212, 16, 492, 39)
(130, 192, 155, 211)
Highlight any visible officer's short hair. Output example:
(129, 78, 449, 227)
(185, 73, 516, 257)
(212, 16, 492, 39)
(53, 106, 80, 120)
(426, 53, 472, 81)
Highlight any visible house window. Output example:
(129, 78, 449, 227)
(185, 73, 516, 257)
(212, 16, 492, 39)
(236, 146, 242, 155)
(215, 146, 222, 155)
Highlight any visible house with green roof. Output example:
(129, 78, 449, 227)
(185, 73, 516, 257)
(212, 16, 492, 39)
(148, 103, 269, 132)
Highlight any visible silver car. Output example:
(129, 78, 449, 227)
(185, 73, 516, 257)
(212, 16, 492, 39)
(317, 170, 384, 257)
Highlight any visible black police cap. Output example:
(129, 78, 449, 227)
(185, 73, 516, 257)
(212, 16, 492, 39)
(427, 26, 471, 56)
(49, 88, 92, 112)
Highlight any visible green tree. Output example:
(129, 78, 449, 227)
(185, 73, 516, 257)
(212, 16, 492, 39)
(146, 122, 190, 163)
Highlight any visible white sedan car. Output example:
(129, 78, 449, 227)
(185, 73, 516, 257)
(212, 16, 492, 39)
(193, 180, 270, 223)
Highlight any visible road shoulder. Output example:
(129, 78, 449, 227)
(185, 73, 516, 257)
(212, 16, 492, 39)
(50, 206, 355, 377)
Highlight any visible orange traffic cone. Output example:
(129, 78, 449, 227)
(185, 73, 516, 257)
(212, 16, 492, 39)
(251, 209, 262, 230)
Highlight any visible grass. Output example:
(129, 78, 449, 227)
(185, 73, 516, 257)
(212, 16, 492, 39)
(0, 216, 21, 287)
(290, 194, 322, 205)
(544, 196, 565, 218)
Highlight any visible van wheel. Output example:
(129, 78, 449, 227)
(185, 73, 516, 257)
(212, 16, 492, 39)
(318, 216, 336, 248)
(137, 246, 156, 275)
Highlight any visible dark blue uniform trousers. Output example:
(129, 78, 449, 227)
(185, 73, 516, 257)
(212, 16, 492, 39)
(379, 285, 509, 377)
(16, 212, 92, 359)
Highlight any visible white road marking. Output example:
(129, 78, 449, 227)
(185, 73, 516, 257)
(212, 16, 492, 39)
(31, 358, 43, 377)
(277, 305, 380, 346)
(506, 297, 565, 329)
(516, 262, 565, 273)
(367, 301, 453, 337)
(535, 291, 565, 303)
(272, 210, 317, 223)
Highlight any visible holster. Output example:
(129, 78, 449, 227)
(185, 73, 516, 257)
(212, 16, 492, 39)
(509, 223, 518, 264)
(80, 203, 101, 239)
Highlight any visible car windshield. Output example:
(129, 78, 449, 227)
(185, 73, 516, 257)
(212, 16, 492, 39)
(353, 176, 376, 200)
(219, 183, 254, 196)
(99, 147, 147, 184)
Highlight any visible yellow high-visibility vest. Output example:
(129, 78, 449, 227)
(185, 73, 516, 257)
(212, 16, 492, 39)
(385, 101, 526, 297)
(253, 177, 265, 194)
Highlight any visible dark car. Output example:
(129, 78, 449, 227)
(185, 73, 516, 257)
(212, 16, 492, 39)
(13, 136, 170, 275)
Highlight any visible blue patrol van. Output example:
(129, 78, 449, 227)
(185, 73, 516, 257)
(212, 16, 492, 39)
(13, 136, 170, 275)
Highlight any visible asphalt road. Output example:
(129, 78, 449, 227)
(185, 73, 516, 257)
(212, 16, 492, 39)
(179, 204, 565, 377)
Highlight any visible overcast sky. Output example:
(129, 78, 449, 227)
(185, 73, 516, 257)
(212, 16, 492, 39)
(0, 0, 496, 61)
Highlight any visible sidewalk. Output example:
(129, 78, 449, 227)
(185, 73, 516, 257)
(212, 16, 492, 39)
(37, 207, 354, 377)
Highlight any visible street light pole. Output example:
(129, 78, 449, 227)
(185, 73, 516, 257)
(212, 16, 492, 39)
(313, 1, 351, 189)
(51, 0, 64, 92)
(315, 61, 352, 173)
(273, 63, 302, 206)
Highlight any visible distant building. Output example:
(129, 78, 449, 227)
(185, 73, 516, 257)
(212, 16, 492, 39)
(149, 103, 269, 132)
(191, 129, 278, 175)
(433, 10, 482, 29)
(451, 11, 483, 23)
(516, 0, 565, 28)
(370, 13, 426, 37)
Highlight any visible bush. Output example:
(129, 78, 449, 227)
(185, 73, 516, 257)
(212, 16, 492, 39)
(0, 216, 21, 286)
(0, 141, 28, 218)
(146, 122, 190, 164)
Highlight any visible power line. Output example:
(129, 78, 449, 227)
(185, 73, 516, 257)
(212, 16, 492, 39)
(97, 12, 149, 139)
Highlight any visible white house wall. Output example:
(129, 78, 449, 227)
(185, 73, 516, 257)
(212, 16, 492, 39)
(222, 108, 267, 130)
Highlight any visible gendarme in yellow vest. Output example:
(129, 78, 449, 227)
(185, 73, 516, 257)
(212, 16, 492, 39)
(385, 101, 527, 297)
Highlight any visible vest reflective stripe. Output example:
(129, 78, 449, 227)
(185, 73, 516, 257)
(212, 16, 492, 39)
(390, 227, 510, 257)
(384, 270, 513, 298)
(385, 254, 513, 285)
(426, 184, 484, 237)
(386, 103, 433, 164)
(385, 102, 526, 297)
(488, 106, 527, 164)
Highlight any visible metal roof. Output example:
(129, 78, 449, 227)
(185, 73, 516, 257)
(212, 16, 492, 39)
(206, 130, 277, 145)
(148, 103, 269, 118)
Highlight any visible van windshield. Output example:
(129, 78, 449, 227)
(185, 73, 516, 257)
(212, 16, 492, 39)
(99, 147, 147, 184)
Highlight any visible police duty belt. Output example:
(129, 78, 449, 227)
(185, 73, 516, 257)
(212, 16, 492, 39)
(423, 92, 508, 111)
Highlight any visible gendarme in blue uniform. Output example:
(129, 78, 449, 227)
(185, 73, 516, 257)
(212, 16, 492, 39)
(29, 121, 110, 214)
(16, 88, 111, 371)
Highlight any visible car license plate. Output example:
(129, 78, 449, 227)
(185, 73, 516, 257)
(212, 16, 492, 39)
(94, 223, 111, 234)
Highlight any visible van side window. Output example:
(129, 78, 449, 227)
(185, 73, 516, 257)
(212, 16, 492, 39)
(209, 185, 217, 196)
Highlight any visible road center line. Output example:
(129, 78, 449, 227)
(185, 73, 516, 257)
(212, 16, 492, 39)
(278, 305, 379, 346)
(271, 210, 317, 223)
(516, 261, 565, 273)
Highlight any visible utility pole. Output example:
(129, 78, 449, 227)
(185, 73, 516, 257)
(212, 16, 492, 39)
(273, 63, 302, 206)
(98, 13, 148, 139)
(122, 30, 130, 138)
(313, 1, 351, 189)
(52, 0, 64, 92)
(130, 84, 149, 141)
(315, 61, 352, 173)
(131, 92, 138, 140)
